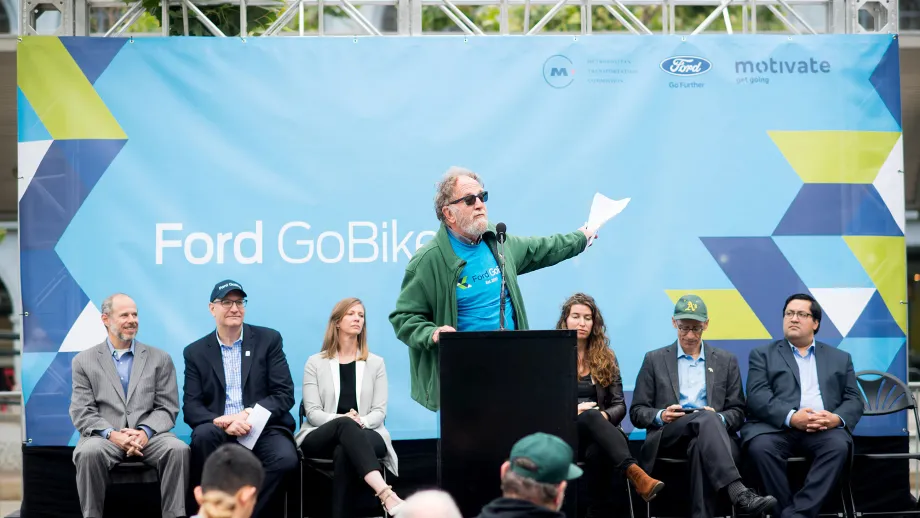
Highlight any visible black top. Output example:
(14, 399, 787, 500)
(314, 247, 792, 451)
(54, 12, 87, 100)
(577, 373, 595, 403)
(337, 362, 359, 414)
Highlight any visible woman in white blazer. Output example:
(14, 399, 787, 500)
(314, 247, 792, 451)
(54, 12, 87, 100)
(295, 297, 402, 517)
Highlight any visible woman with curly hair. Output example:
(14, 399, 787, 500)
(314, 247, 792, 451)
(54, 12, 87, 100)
(556, 293, 664, 503)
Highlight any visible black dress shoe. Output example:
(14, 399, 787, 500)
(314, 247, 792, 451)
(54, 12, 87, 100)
(735, 489, 778, 516)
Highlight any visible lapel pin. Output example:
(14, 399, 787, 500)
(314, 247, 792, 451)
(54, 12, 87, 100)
(708, 367, 714, 372)
(245, 350, 251, 357)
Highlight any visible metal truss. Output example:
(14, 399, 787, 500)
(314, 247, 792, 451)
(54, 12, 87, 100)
(18, 0, 897, 38)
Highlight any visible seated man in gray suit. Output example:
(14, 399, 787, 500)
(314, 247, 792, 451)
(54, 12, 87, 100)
(69, 293, 189, 518)
(630, 294, 776, 518)
(743, 293, 864, 518)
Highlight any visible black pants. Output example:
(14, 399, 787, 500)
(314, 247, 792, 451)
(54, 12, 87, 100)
(578, 409, 636, 472)
(658, 411, 741, 518)
(189, 423, 299, 518)
(746, 428, 851, 518)
(300, 417, 388, 518)
(578, 410, 636, 517)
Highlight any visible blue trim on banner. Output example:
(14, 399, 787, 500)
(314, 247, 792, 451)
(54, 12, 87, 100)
(16, 87, 51, 143)
(774, 184, 903, 237)
(869, 39, 902, 129)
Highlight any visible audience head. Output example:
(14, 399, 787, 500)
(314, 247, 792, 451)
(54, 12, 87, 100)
(194, 444, 264, 518)
(783, 293, 822, 344)
(401, 490, 462, 518)
(556, 293, 618, 386)
(209, 280, 248, 329)
(321, 297, 369, 360)
(100, 293, 138, 345)
(671, 294, 709, 350)
(499, 432, 582, 511)
(435, 166, 488, 239)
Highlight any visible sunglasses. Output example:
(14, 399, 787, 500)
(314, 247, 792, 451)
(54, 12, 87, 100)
(448, 191, 489, 207)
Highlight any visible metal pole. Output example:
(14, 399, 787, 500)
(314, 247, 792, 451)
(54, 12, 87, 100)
(691, 0, 731, 34)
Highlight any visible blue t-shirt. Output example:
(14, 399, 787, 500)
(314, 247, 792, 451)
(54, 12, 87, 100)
(448, 231, 516, 331)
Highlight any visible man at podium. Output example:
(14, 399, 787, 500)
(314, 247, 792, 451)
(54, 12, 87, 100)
(389, 166, 595, 411)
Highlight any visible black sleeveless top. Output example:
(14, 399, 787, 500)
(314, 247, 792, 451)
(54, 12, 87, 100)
(336, 362, 359, 414)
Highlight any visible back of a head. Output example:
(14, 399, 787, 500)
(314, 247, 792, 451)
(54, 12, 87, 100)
(198, 444, 265, 518)
(401, 490, 462, 518)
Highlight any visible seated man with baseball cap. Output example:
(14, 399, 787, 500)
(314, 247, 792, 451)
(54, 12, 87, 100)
(474, 432, 583, 518)
(183, 280, 298, 518)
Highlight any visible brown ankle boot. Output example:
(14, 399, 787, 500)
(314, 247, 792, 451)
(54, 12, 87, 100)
(626, 464, 665, 502)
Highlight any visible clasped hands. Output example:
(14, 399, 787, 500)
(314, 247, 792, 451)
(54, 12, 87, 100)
(343, 408, 365, 428)
(577, 401, 609, 420)
(213, 410, 253, 437)
(109, 428, 148, 457)
(790, 408, 841, 432)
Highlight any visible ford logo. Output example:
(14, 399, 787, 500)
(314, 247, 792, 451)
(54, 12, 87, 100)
(660, 56, 712, 76)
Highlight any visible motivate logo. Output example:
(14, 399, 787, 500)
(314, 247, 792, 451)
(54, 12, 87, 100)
(457, 276, 471, 289)
(660, 56, 712, 77)
(734, 57, 831, 75)
(543, 55, 575, 89)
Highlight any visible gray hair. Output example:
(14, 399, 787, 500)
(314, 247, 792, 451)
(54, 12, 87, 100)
(434, 166, 483, 224)
(500, 458, 561, 508)
(401, 490, 462, 518)
(101, 293, 130, 316)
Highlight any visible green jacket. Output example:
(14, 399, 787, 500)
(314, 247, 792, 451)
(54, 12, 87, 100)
(389, 223, 588, 411)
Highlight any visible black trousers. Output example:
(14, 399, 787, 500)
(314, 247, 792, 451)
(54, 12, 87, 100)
(746, 428, 851, 518)
(300, 417, 388, 518)
(578, 410, 636, 517)
(658, 411, 741, 518)
(189, 423, 299, 518)
(578, 409, 636, 472)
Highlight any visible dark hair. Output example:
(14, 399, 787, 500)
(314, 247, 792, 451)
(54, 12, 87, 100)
(202, 444, 265, 494)
(500, 457, 560, 507)
(783, 293, 822, 334)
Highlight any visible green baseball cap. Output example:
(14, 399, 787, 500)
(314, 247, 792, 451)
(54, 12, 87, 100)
(509, 433, 583, 484)
(673, 294, 708, 322)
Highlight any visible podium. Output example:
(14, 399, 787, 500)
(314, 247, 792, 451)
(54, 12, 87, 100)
(438, 330, 578, 517)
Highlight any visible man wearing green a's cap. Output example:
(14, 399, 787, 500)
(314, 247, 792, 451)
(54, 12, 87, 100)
(629, 295, 777, 518)
(474, 432, 582, 517)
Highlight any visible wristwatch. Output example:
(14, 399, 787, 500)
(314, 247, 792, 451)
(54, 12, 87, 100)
(103, 429, 113, 440)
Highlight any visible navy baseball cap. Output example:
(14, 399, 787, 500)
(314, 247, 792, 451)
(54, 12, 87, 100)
(210, 280, 247, 302)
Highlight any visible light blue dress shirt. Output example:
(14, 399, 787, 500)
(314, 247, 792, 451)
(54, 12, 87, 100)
(784, 341, 845, 428)
(98, 338, 153, 440)
(655, 342, 726, 426)
(218, 328, 245, 416)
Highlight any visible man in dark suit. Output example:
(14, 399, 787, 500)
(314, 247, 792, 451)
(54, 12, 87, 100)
(743, 293, 864, 518)
(630, 294, 776, 518)
(183, 280, 298, 518)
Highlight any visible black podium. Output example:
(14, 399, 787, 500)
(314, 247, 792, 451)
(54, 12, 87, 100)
(439, 330, 578, 517)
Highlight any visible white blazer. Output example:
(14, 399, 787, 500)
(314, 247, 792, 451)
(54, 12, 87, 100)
(295, 352, 398, 476)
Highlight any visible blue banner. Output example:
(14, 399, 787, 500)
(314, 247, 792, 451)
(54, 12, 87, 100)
(17, 34, 905, 445)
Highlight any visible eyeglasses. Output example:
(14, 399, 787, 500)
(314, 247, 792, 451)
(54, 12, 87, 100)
(448, 191, 488, 207)
(677, 325, 704, 335)
(784, 310, 812, 320)
(216, 299, 247, 309)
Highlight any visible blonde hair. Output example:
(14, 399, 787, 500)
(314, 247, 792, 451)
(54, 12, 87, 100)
(198, 490, 237, 518)
(320, 298, 369, 361)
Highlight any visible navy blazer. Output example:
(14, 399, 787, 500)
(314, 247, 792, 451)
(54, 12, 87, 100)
(182, 323, 296, 431)
(741, 339, 863, 445)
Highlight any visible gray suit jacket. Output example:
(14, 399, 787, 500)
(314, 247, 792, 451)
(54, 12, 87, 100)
(295, 352, 398, 476)
(629, 341, 746, 472)
(70, 341, 180, 443)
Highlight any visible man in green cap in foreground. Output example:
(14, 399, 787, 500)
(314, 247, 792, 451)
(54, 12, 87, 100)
(474, 432, 582, 517)
(629, 294, 776, 518)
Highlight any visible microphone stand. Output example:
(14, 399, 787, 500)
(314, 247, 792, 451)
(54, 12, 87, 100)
(498, 234, 507, 331)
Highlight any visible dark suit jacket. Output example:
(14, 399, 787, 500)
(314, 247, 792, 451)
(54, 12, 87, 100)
(629, 342, 746, 472)
(741, 339, 863, 445)
(591, 357, 627, 426)
(182, 323, 295, 431)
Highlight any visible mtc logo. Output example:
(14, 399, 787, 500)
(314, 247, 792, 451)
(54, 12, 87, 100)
(543, 55, 575, 89)
(660, 56, 712, 77)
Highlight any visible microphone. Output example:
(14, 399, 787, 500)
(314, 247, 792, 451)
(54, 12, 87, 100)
(496, 222, 507, 244)
(496, 222, 508, 331)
